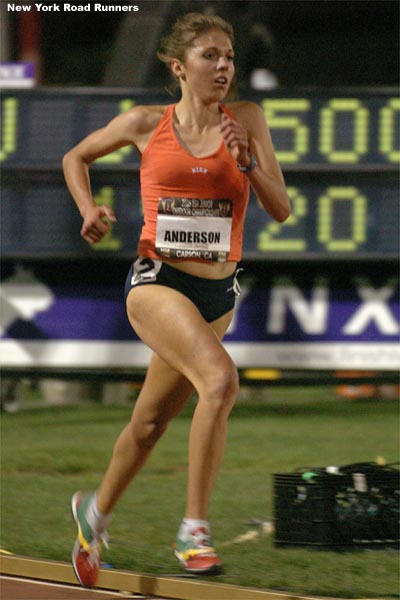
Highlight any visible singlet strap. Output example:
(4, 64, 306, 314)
(141, 104, 174, 159)
(219, 103, 238, 121)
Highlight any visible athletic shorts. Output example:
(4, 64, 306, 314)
(124, 257, 242, 323)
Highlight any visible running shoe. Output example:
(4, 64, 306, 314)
(71, 491, 108, 588)
(174, 524, 222, 574)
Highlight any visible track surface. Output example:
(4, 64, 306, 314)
(0, 556, 379, 600)
(1, 575, 162, 599)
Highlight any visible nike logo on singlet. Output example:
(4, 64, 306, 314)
(192, 167, 209, 173)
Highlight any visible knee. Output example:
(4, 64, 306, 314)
(129, 417, 169, 449)
(202, 358, 239, 413)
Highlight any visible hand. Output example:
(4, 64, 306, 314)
(220, 114, 250, 167)
(80, 204, 117, 245)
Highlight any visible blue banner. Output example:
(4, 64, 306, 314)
(1, 263, 398, 370)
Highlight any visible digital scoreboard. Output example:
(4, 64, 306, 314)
(1, 88, 399, 259)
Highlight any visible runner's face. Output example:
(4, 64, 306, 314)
(179, 28, 235, 102)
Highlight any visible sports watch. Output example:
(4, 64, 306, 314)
(237, 153, 258, 173)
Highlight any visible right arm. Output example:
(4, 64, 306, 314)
(62, 105, 161, 244)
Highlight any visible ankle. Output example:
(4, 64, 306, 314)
(179, 518, 210, 538)
(86, 493, 111, 534)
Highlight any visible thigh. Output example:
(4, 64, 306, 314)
(127, 284, 234, 389)
(130, 352, 193, 425)
(131, 307, 234, 423)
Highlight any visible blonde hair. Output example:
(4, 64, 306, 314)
(157, 12, 236, 97)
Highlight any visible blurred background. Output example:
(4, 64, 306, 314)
(2, 0, 399, 89)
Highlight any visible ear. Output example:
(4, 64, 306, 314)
(170, 58, 185, 80)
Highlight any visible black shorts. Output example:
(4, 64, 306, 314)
(124, 257, 242, 323)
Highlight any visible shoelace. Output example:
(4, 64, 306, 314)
(83, 529, 109, 557)
(190, 527, 212, 548)
(100, 530, 109, 550)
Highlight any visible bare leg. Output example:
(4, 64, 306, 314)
(185, 311, 236, 520)
(124, 285, 238, 521)
(96, 354, 193, 514)
(71, 346, 197, 588)
(97, 284, 237, 520)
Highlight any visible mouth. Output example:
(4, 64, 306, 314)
(214, 76, 228, 86)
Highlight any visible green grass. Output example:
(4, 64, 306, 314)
(1, 387, 399, 598)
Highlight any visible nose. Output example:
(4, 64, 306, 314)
(217, 56, 230, 70)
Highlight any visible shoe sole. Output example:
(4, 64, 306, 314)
(71, 492, 97, 588)
(174, 549, 222, 575)
(71, 539, 86, 587)
(71, 493, 83, 586)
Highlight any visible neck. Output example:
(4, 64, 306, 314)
(174, 95, 221, 132)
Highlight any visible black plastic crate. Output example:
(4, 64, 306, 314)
(273, 462, 399, 549)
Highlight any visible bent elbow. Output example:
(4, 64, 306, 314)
(62, 149, 89, 174)
(62, 150, 74, 173)
(62, 151, 69, 168)
(276, 205, 291, 222)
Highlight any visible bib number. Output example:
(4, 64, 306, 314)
(131, 257, 162, 286)
(155, 197, 233, 262)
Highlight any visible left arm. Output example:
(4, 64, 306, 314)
(220, 102, 291, 222)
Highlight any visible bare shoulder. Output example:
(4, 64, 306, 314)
(118, 104, 167, 137)
(224, 100, 264, 124)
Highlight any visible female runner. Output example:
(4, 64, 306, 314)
(63, 12, 290, 588)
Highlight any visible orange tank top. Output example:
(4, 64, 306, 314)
(138, 104, 250, 263)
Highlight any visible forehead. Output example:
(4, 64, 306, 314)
(190, 28, 233, 51)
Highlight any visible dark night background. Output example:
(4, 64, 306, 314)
(6, 0, 400, 89)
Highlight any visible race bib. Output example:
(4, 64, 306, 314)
(155, 197, 233, 262)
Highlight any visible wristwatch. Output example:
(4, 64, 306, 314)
(237, 153, 258, 173)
